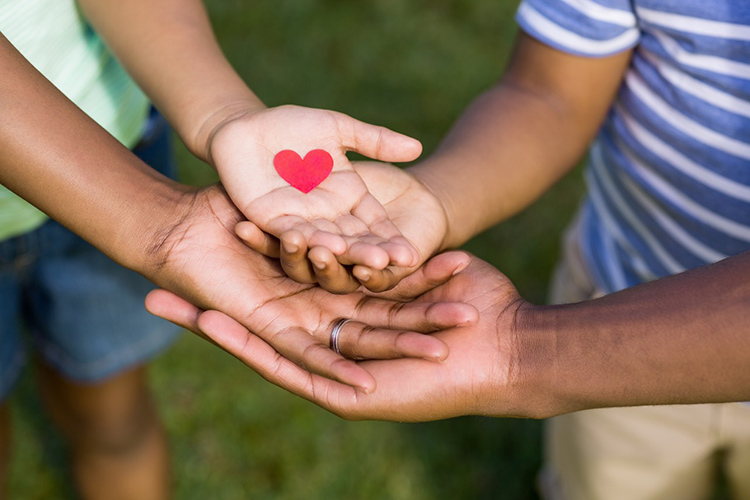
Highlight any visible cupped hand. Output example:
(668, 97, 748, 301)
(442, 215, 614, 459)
(208, 105, 422, 279)
(145, 185, 477, 393)
(148, 252, 545, 421)
(236, 160, 449, 293)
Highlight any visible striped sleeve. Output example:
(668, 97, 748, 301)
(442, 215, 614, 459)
(516, 0, 640, 57)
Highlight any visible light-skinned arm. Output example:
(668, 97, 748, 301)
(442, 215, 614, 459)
(410, 33, 632, 248)
(76, 0, 422, 282)
(253, 33, 633, 291)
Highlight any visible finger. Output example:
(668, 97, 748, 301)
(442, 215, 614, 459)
(268, 216, 348, 255)
(192, 311, 366, 409)
(305, 226, 350, 255)
(350, 299, 478, 332)
(235, 221, 280, 258)
(334, 320, 449, 362)
(265, 327, 378, 393)
(328, 213, 371, 238)
(144, 289, 201, 330)
(338, 239, 390, 270)
(144, 289, 218, 346)
(378, 237, 420, 268)
(279, 231, 317, 284)
(353, 265, 404, 293)
(199, 311, 376, 393)
(335, 112, 423, 162)
(348, 195, 419, 267)
(308, 246, 361, 294)
(376, 251, 472, 301)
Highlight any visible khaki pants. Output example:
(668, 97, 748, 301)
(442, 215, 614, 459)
(540, 216, 750, 500)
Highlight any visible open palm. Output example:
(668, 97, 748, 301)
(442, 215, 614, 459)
(145, 184, 477, 392)
(150, 252, 537, 421)
(237, 160, 450, 293)
(209, 105, 422, 271)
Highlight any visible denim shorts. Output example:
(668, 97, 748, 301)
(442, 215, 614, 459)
(0, 108, 182, 402)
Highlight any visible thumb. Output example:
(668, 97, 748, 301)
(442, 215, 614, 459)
(376, 251, 472, 301)
(335, 112, 422, 162)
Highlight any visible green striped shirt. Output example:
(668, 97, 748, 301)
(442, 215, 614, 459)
(0, 0, 149, 241)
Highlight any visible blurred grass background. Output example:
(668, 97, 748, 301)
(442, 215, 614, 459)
(8, 0, 589, 498)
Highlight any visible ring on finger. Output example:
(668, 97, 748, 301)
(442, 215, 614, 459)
(330, 318, 352, 356)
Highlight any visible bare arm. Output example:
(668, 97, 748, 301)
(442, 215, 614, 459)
(245, 33, 636, 292)
(522, 250, 750, 416)
(410, 33, 632, 249)
(0, 33, 186, 272)
(0, 33, 473, 390)
(154, 250, 750, 421)
(78, 0, 425, 285)
(76, 0, 263, 161)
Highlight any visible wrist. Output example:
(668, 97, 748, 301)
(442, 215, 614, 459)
(109, 174, 196, 280)
(492, 301, 571, 419)
(190, 97, 267, 165)
(405, 163, 457, 252)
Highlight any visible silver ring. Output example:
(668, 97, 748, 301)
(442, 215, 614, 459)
(330, 318, 351, 355)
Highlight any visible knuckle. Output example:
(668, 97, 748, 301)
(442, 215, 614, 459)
(387, 301, 407, 327)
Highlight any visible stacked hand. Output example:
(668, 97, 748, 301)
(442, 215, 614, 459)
(148, 252, 538, 421)
(143, 183, 477, 393)
(237, 160, 449, 293)
(207, 105, 426, 289)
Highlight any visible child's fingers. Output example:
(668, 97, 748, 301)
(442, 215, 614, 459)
(269, 216, 348, 255)
(279, 231, 317, 284)
(353, 265, 403, 293)
(378, 237, 420, 268)
(348, 196, 419, 267)
(235, 221, 280, 258)
(308, 246, 361, 294)
(335, 112, 423, 162)
(303, 227, 349, 255)
(338, 239, 391, 270)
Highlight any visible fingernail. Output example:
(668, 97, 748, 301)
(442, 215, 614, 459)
(357, 270, 371, 282)
(358, 383, 375, 395)
(283, 241, 299, 254)
(452, 259, 470, 276)
(313, 260, 326, 270)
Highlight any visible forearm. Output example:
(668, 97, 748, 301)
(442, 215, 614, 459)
(408, 82, 586, 249)
(0, 34, 188, 275)
(409, 34, 631, 249)
(77, 0, 265, 162)
(517, 251, 750, 417)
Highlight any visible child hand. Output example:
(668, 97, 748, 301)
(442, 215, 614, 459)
(236, 161, 449, 293)
(208, 105, 422, 276)
(142, 185, 478, 393)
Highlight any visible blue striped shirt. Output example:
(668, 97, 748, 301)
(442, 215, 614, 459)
(517, 0, 750, 293)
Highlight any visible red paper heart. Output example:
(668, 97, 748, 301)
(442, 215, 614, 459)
(273, 149, 334, 193)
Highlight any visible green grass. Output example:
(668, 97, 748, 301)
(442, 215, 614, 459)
(8, 1, 590, 498)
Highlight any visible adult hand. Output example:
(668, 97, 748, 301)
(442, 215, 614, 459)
(207, 105, 422, 280)
(0, 26, 469, 396)
(237, 161, 449, 293)
(147, 252, 544, 421)
(145, 185, 478, 394)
